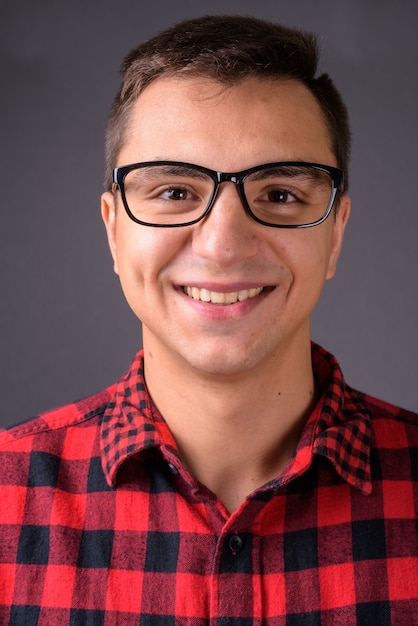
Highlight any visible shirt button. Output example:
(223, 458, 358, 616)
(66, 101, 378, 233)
(167, 463, 178, 476)
(228, 534, 243, 553)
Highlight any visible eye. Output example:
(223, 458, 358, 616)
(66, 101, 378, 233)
(265, 189, 296, 204)
(258, 187, 299, 205)
(162, 186, 192, 201)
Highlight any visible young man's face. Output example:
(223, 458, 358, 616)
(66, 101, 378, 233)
(102, 77, 350, 377)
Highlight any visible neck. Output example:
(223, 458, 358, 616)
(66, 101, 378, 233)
(143, 333, 316, 513)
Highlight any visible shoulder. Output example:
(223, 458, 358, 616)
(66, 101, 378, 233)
(0, 384, 117, 452)
(352, 390, 418, 427)
(0, 385, 119, 524)
(351, 387, 417, 457)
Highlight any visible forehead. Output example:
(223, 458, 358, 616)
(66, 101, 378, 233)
(121, 77, 335, 168)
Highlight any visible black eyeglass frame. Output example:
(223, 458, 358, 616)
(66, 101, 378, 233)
(112, 160, 344, 228)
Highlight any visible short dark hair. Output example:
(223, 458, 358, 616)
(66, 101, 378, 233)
(105, 15, 350, 192)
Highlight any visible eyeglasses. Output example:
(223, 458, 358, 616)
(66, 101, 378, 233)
(112, 160, 344, 228)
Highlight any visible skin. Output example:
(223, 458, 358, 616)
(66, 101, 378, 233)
(102, 77, 350, 513)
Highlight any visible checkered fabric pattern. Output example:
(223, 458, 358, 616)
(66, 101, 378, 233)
(0, 344, 417, 625)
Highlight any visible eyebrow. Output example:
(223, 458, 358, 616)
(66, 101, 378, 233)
(131, 165, 210, 181)
(249, 166, 328, 181)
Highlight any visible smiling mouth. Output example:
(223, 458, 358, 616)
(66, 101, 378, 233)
(183, 286, 264, 305)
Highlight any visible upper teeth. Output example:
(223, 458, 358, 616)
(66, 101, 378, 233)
(184, 286, 263, 304)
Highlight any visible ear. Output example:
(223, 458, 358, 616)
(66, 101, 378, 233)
(326, 195, 351, 280)
(101, 191, 119, 275)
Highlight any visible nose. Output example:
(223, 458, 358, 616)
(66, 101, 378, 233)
(191, 182, 260, 268)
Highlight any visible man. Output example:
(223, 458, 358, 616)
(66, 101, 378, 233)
(0, 15, 416, 625)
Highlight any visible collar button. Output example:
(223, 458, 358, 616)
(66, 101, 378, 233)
(167, 462, 179, 476)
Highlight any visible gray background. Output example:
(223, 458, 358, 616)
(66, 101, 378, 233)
(1, 0, 417, 428)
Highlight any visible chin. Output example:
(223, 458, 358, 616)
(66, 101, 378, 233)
(180, 342, 273, 378)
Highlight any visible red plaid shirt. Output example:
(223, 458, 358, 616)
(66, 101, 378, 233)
(1, 344, 417, 624)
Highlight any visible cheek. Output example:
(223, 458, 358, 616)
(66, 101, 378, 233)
(114, 223, 187, 291)
(285, 230, 333, 293)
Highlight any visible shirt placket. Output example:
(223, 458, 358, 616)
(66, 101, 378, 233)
(208, 492, 280, 623)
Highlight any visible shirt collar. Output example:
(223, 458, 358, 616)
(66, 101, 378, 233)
(299, 344, 372, 494)
(100, 344, 371, 493)
(100, 355, 176, 485)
